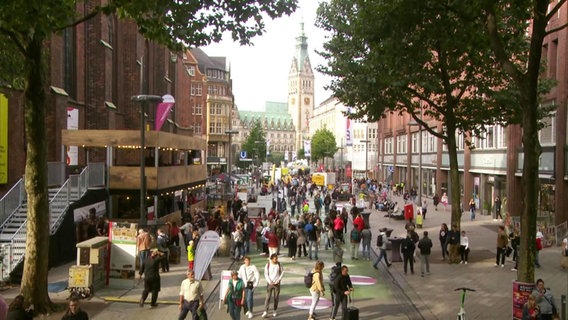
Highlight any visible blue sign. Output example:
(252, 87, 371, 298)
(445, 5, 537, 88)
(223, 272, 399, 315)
(388, 166, 394, 173)
(240, 151, 247, 159)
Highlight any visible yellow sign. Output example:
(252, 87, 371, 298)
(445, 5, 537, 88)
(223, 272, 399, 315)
(0, 94, 7, 184)
(312, 174, 325, 186)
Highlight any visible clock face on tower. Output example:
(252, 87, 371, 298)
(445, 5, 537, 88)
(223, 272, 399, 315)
(304, 97, 310, 105)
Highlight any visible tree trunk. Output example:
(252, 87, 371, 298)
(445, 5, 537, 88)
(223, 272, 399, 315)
(445, 118, 462, 231)
(517, 93, 541, 283)
(19, 34, 56, 314)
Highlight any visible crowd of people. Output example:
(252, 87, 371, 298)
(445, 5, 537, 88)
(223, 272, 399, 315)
(1, 174, 563, 320)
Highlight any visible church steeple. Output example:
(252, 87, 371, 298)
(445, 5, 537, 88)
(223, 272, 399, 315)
(293, 20, 311, 73)
(288, 20, 315, 153)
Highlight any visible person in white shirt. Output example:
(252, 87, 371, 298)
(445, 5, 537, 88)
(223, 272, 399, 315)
(460, 230, 470, 264)
(238, 256, 260, 319)
(262, 254, 284, 318)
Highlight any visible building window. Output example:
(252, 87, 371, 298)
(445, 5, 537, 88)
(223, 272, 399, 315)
(216, 122, 222, 134)
(191, 83, 202, 96)
(216, 104, 223, 115)
(411, 133, 418, 153)
(497, 125, 507, 148)
(194, 123, 201, 134)
(193, 103, 202, 115)
(209, 122, 215, 134)
(385, 137, 394, 154)
(539, 112, 556, 145)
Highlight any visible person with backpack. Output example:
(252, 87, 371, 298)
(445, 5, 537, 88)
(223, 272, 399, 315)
(305, 219, 319, 260)
(401, 232, 416, 275)
(373, 228, 392, 268)
(333, 214, 345, 244)
(350, 223, 361, 260)
(262, 254, 284, 318)
(307, 261, 325, 320)
(328, 262, 342, 307)
(330, 265, 353, 320)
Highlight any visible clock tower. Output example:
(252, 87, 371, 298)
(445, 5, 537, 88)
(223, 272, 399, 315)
(288, 21, 315, 153)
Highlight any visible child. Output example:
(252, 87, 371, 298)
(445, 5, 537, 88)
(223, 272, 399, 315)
(187, 240, 195, 270)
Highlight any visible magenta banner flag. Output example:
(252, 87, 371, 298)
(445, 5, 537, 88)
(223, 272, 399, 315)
(154, 94, 175, 131)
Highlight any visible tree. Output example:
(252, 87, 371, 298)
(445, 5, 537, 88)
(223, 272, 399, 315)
(240, 120, 267, 169)
(310, 127, 337, 162)
(316, 0, 517, 231)
(481, 0, 561, 283)
(0, 0, 297, 314)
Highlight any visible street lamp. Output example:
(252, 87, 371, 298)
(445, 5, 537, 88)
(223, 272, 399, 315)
(131, 94, 163, 225)
(360, 139, 370, 180)
(225, 129, 239, 197)
(408, 118, 422, 205)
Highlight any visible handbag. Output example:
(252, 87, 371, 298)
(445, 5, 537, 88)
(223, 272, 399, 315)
(505, 246, 513, 257)
(247, 281, 254, 289)
(543, 295, 558, 316)
(234, 297, 243, 307)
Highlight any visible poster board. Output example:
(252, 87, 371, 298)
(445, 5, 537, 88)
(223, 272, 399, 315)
(218, 270, 232, 309)
(512, 281, 536, 320)
(194, 231, 220, 280)
(108, 221, 138, 289)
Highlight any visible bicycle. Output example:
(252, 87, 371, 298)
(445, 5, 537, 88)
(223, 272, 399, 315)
(454, 287, 476, 320)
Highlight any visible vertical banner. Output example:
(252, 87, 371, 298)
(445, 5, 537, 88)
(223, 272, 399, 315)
(218, 270, 232, 309)
(194, 230, 220, 280)
(154, 94, 175, 131)
(66, 107, 79, 165)
(284, 151, 289, 162)
(266, 139, 271, 156)
(512, 281, 536, 320)
(304, 140, 311, 158)
(0, 94, 7, 184)
(345, 113, 353, 147)
(292, 151, 297, 161)
(108, 221, 138, 289)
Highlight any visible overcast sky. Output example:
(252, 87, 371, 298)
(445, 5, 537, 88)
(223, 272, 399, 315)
(203, 0, 332, 112)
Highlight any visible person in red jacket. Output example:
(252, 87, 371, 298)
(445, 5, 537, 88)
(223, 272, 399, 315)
(333, 215, 345, 243)
(267, 228, 280, 258)
(353, 213, 365, 232)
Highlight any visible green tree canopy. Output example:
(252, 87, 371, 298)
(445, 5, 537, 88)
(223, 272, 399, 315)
(240, 120, 267, 168)
(316, 0, 521, 230)
(0, 0, 297, 314)
(310, 127, 337, 162)
(481, 0, 561, 283)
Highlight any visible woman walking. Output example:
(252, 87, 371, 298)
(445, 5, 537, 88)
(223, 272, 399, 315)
(439, 223, 449, 261)
(223, 270, 245, 320)
(308, 261, 325, 320)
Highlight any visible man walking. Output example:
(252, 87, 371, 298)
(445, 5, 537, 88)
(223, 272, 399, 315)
(495, 225, 508, 268)
(137, 228, 151, 275)
(373, 228, 391, 268)
(401, 232, 416, 275)
(418, 231, 433, 276)
(262, 254, 284, 318)
(139, 249, 164, 308)
(238, 256, 260, 319)
(178, 269, 205, 320)
(330, 265, 353, 320)
(157, 229, 170, 272)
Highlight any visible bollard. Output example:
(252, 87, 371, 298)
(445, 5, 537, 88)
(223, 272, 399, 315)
(561, 294, 566, 320)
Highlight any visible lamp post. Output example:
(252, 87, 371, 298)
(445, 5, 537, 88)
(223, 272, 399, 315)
(408, 118, 423, 205)
(225, 129, 239, 198)
(360, 139, 370, 180)
(131, 94, 163, 225)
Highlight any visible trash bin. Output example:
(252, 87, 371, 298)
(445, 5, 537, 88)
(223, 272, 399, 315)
(388, 237, 404, 262)
(404, 203, 414, 221)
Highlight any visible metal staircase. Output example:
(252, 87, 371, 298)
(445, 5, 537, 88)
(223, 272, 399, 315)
(0, 164, 103, 279)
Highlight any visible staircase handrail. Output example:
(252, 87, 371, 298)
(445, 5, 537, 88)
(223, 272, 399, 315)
(0, 178, 25, 231)
(49, 179, 71, 234)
